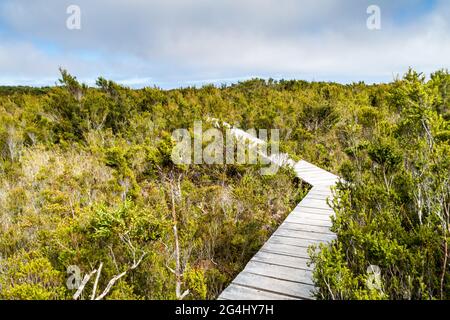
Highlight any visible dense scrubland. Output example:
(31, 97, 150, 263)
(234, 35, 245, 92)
(0, 69, 449, 299)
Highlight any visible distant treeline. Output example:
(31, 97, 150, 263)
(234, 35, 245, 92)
(0, 86, 52, 96)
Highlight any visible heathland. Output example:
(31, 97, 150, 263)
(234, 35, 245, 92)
(0, 69, 449, 299)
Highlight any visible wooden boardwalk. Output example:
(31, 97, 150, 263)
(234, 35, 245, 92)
(218, 160, 339, 300)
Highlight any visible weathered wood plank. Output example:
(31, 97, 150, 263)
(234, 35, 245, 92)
(244, 260, 314, 285)
(261, 242, 310, 258)
(274, 228, 336, 241)
(219, 284, 299, 300)
(284, 215, 332, 227)
(306, 189, 333, 194)
(252, 251, 313, 270)
(289, 212, 333, 221)
(232, 272, 315, 299)
(296, 173, 337, 180)
(293, 202, 334, 210)
(299, 199, 334, 208)
(292, 206, 334, 215)
(302, 194, 334, 201)
(307, 193, 333, 198)
(280, 221, 335, 235)
(270, 234, 328, 247)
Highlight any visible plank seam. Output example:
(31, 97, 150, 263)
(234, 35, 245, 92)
(242, 271, 314, 286)
(230, 283, 311, 300)
(249, 259, 313, 272)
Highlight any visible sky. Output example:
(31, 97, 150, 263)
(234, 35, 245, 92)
(0, 0, 448, 88)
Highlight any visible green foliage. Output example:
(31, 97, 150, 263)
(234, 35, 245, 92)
(1, 68, 449, 300)
(311, 70, 450, 300)
(0, 251, 66, 300)
(184, 267, 208, 299)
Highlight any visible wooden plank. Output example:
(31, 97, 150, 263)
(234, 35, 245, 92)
(261, 242, 310, 258)
(280, 221, 334, 235)
(296, 204, 333, 213)
(289, 212, 333, 221)
(270, 235, 328, 248)
(296, 198, 333, 206)
(310, 179, 337, 184)
(243, 260, 314, 285)
(296, 171, 329, 177)
(307, 188, 333, 193)
(219, 284, 299, 300)
(284, 215, 332, 227)
(303, 191, 332, 196)
(296, 205, 333, 213)
(297, 173, 337, 180)
(298, 199, 333, 209)
(295, 160, 322, 169)
(296, 169, 336, 175)
(306, 177, 337, 182)
(252, 251, 313, 270)
(309, 178, 338, 184)
(302, 194, 334, 200)
(305, 192, 333, 198)
(294, 202, 334, 210)
(307, 191, 333, 196)
(312, 183, 334, 188)
(292, 209, 334, 218)
(301, 196, 332, 203)
(274, 228, 336, 241)
(293, 206, 334, 215)
(291, 208, 334, 216)
(303, 189, 332, 196)
(297, 169, 336, 175)
(285, 212, 333, 222)
(232, 272, 315, 299)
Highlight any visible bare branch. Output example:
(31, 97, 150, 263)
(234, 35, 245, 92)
(94, 270, 128, 301)
(73, 269, 97, 300)
(179, 289, 190, 300)
(94, 252, 146, 300)
(109, 245, 119, 273)
(168, 181, 189, 300)
(91, 262, 103, 300)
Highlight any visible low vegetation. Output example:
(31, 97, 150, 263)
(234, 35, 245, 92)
(0, 68, 449, 299)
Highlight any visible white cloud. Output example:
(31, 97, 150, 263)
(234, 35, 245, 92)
(0, 0, 448, 87)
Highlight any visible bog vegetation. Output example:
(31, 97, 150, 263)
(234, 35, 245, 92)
(0, 68, 449, 300)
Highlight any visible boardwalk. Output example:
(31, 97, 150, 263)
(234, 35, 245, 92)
(218, 160, 339, 300)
